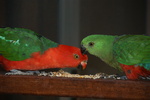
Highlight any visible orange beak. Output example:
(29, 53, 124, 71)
(80, 60, 87, 70)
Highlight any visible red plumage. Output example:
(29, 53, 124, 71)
(0, 45, 88, 71)
(120, 64, 150, 80)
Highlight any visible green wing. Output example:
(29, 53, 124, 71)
(0, 27, 58, 61)
(113, 35, 150, 66)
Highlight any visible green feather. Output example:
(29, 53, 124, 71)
(113, 35, 150, 70)
(0, 27, 58, 61)
(81, 34, 150, 71)
(114, 35, 150, 64)
(81, 35, 121, 70)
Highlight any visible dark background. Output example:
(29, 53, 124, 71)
(0, 0, 148, 100)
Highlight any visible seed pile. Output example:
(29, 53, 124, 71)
(38, 70, 124, 80)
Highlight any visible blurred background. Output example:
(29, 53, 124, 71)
(0, 0, 148, 100)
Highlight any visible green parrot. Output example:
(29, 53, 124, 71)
(0, 27, 88, 75)
(81, 34, 150, 80)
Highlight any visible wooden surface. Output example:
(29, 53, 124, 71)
(0, 74, 150, 99)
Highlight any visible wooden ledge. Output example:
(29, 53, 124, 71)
(0, 74, 150, 99)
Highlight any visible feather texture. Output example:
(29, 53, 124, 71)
(0, 27, 88, 71)
(0, 27, 58, 61)
(81, 34, 150, 79)
(114, 35, 150, 66)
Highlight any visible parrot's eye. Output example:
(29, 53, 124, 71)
(88, 42, 94, 46)
(74, 54, 79, 59)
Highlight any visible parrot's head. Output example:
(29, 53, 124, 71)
(54, 45, 88, 69)
(81, 35, 116, 58)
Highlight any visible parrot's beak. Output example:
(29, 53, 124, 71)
(80, 45, 88, 54)
(78, 60, 87, 70)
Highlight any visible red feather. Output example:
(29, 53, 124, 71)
(0, 45, 88, 71)
(120, 64, 150, 80)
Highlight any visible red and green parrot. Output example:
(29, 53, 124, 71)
(81, 35, 150, 80)
(0, 27, 88, 75)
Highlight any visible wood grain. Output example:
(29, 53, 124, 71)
(0, 74, 149, 99)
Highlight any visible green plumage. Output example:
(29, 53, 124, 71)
(113, 35, 150, 70)
(81, 34, 150, 71)
(0, 27, 58, 61)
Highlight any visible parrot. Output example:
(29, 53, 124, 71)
(0, 27, 88, 75)
(81, 34, 150, 80)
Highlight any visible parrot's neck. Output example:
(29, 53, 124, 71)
(98, 36, 121, 70)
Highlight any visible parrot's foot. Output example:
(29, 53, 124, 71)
(5, 70, 40, 75)
(38, 71, 53, 76)
(115, 75, 127, 80)
(139, 76, 150, 80)
(146, 76, 150, 80)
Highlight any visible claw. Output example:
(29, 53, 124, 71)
(116, 75, 127, 80)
